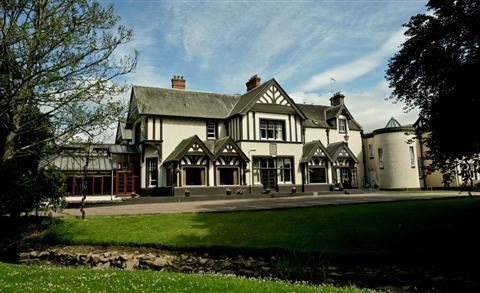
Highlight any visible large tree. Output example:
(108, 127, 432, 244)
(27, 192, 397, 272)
(0, 0, 136, 214)
(386, 0, 480, 189)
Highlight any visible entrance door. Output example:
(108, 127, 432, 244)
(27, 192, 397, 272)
(260, 158, 277, 189)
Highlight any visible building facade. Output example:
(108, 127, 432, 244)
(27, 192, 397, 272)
(113, 75, 365, 196)
(363, 117, 478, 190)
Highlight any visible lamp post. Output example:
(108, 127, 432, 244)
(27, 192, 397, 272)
(80, 138, 94, 220)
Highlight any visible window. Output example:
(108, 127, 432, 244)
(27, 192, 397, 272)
(146, 158, 158, 187)
(217, 167, 239, 185)
(409, 146, 415, 168)
(368, 144, 374, 158)
(277, 158, 292, 183)
(378, 148, 384, 169)
(309, 167, 327, 183)
(207, 121, 217, 139)
(260, 120, 284, 140)
(252, 157, 293, 185)
(338, 119, 347, 133)
(184, 167, 206, 186)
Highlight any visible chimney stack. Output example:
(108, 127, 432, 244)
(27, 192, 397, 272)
(330, 92, 345, 106)
(246, 74, 261, 91)
(171, 75, 186, 90)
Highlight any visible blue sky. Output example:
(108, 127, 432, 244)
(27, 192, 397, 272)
(107, 0, 428, 133)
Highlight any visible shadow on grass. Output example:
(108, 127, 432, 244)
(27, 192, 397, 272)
(171, 198, 480, 266)
(0, 216, 60, 261)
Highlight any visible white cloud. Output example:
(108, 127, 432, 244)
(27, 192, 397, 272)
(301, 29, 406, 91)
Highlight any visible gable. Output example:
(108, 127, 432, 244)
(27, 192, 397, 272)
(327, 142, 359, 163)
(257, 84, 291, 106)
(212, 137, 249, 162)
(164, 135, 214, 163)
(301, 140, 334, 163)
(229, 79, 306, 119)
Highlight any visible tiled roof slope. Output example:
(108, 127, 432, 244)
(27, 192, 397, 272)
(131, 81, 361, 130)
(133, 86, 240, 119)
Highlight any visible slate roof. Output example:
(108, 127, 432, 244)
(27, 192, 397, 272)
(297, 104, 331, 128)
(228, 79, 273, 116)
(130, 80, 360, 130)
(50, 155, 112, 171)
(132, 86, 240, 119)
(385, 117, 402, 128)
(118, 121, 132, 140)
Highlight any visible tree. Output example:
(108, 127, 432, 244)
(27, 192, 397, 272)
(386, 0, 480, 192)
(0, 0, 136, 215)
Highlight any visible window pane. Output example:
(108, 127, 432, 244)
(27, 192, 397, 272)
(378, 148, 384, 169)
(267, 122, 274, 138)
(409, 146, 415, 167)
(207, 121, 216, 138)
(275, 122, 283, 140)
(219, 168, 237, 185)
(185, 167, 204, 185)
(339, 119, 346, 132)
(310, 168, 327, 183)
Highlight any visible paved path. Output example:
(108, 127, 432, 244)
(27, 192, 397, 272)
(57, 192, 475, 217)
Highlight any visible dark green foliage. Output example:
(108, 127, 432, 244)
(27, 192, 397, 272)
(0, 0, 135, 215)
(386, 0, 480, 186)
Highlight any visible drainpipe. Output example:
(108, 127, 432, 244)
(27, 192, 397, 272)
(360, 130, 368, 190)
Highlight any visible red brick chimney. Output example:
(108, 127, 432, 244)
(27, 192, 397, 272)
(246, 74, 261, 91)
(171, 75, 186, 90)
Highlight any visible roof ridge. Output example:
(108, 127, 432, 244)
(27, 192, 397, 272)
(132, 84, 240, 97)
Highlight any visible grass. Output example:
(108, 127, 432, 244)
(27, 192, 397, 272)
(0, 262, 368, 292)
(43, 198, 480, 258)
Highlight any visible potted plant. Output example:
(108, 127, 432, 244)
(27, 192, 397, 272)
(264, 187, 272, 194)
(291, 186, 297, 195)
(236, 188, 244, 195)
(225, 188, 232, 195)
(338, 182, 344, 191)
(185, 189, 190, 197)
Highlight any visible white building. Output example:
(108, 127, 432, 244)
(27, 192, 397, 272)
(116, 75, 365, 196)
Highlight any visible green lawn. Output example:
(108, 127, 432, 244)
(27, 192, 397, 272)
(0, 262, 368, 292)
(44, 198, 480, 257)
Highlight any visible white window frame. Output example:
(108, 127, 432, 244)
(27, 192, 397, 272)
(378, 148, 384, 169)
(207, 120, 217, 139)
(308, 166, 328, 184)
(368, 144, 374, 159)
(216, 166, 240, 186)
(146, 158, 158, 188)
(409, 146, 415, 168)
(183, 166, 207, 186)
(338, 119, 347, 133)
(260, 119, 284, 141)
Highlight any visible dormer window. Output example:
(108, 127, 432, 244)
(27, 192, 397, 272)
(338, 119, 347, 133)
(207, 120, 217, 139)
